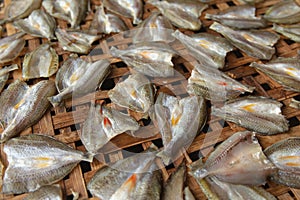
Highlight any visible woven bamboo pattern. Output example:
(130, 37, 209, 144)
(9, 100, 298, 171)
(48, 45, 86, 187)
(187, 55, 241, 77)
(0, 0, 300, 199)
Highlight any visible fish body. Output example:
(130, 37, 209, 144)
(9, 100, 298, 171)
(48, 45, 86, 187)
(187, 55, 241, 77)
(210, 22, 279, 60)
(0, 80, 57, 142)
(81, 103, 139, 155)
(0, 64, 19, 93)
(273, 23, 300, 43)
(0, 32, 25, 64)
(148, 0, 208, 31)
(264, 137, 300, 188)
(23, 185, 62, 200)
(2, 134, 92, 194)
(162, 164, 185, 200)
(48, 55, 110, 107)
(22, 43, 58, 80)
(110, 42, 176, 77)
(184, 187, 196, 200)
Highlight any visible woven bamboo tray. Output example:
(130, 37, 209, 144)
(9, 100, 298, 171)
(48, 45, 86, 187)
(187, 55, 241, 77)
(0, 0, 300, 199)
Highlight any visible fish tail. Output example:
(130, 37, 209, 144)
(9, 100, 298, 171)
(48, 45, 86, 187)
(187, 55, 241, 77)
(48, 95, 62, 107)
(82, 152, 94, 162)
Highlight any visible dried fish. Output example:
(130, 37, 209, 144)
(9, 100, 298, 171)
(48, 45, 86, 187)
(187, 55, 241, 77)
(22, 43, 58, 80)
(212, 96, 289, 135)
(210, 22, 280, 60)
(250, 54, 300, 92)
(24, 185, 62, 200)
(148, 0, 208, 31)
(205, 5, 267, 29)
(103, 0, 143, 25)
(151, 93, 206, 164)
(273, 23, 300, 43)
(264, 0, 300, 24)
(0, 0, 42, 25)
(0, 32, 25, 64)
(90, 5, 127, 35)
(184, 187, 196, 200)
(162, 163, 185, 200)
(108, 73, 155, 114)
(289, 98, 300, 109)
(0, 80, 57, 142)
(48, 55, 110, 107)
(14, 10, 56, 40)
(172, 30, 234, 69)
(0, 159, 3, 188)
(264, 137, 300, 188)
(42, 0, 88, 28)
(88, 149, 157, 199)
(190, 131, 276, 185)
(81, 103, 139, 155)
(110, 42, 177, 77)
(0, 64, 18, 93)
(55, 29, 100, 54)
(187, 67, 254, 101)
(2, 134, 92, 194)
(133, 11, 174, 43)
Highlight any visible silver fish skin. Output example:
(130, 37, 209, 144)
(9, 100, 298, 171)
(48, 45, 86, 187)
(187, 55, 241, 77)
(133, 11, 174, 44)
(90, 5, 127, 35)
(212, 96, 289, 135)
(0, 64, 19, 93)
(210, 22, 280, 60)
(148, 0, 208, 31)
(151, 93, 207, 164)
(81, 103, 139, 155)
(0, 80, 57, 142)
(190, 131, 276, 185)
(22, 43, 58, 80)
(184, 187, 196, 200)
(103, 0, 143, 25)
(172, 30, 234, 69)
(48, 55, 110, 107)
(239, 0, 263, 4)
(205, 5, 267, 29)
(55, 28, 100, 54)
(23, 185, 62, 200)
(264, 0, 300, 24)
(0, 0, 42, 25)
(42, 0, 88, 28)
(2, 134, 92, 194)
(0, 32, 25, 64)
(14, 10, 56, 40)
(110, 42, 177, 77)
(88, 150, 157, 200)
(273, 23, 300, 43)
(187, 67, 254, 102)
(264, 137, 300, 188)
(108, 73, 155, 114)
(250, 55, 300, 92)
(162, 163, 185, 200)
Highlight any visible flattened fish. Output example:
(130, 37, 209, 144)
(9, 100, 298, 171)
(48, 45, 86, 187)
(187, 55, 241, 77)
(42, 0, 88, 28)
(151, 93, 206, 164)
(148, 0, 208, 31)
(264, 137, 300, 188)
(162, 163, 185, 200)
(103, 0, 143, 25)
(22, 43, 58, 80)
(24, 185, 62, 200)
(55, 29, 100, 54)
(250, 54, 300, 92)
(0, 64, 19, 93)
(88, 149, 157, 199)
(205, 5, 267, 29)
(190, 131, 275, 185)
(14, 10, 56, 40)
(90, 5, 127, 35)
(172, 30, 233, 69)
(0, 32, 25, 64)
(0, 0, 42, 25)
(81, 103, 139, 155)
(212, 96, 289, 135)
(108, 73, 155, 114)
(264, 0, 300, 24)
(110, 42, 177, 77)
(48, 55, 110, 107)
(133, 11, 174, 43)
(2, 134, 92, 194)
(184, 187, 196, 200)
(273, 23, 300, 43)
(0, 80, 57, 142)
(210, 22, 280, 60)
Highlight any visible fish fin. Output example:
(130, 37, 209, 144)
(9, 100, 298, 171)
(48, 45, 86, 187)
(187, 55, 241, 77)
(48, 96, 63, 107)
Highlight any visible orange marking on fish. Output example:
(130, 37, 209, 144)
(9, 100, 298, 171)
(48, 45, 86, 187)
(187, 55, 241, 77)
(14, 98, 25, 109)
(124, 174, 137, 190)
(241, 103, 256, 112)
(149, 23, 157, 28)
(33, 23, 40, 30)
(63, 2, 71, 10)
(103, 117, 111, 127)
(131, 90, 137, 98)
(279, 155, 300, 160)
(35, 163, 50, 168)
(70, 73, 80, 83)
(0, 44, 9, 50)
(199, 40, 210, 48)
(217, 81, 228, 86)
(285, 162, 300, 167)
(243, 33, 254, 41)
(171, 113, 182, 126)
(284, 67, 297, 77)
(34, 157, 51, 161)
(140, 51, 152, 59)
